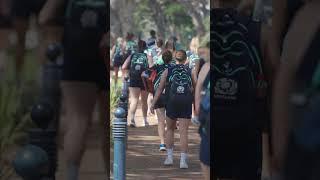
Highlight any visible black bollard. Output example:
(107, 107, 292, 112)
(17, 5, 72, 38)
(13, 43, 63, 180)
(13, 145, 49, 180)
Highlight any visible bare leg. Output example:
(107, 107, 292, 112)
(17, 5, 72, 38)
(128, 87, 140, 126)
(61, 82, 98, 180)
(156, 108, 166, 144)
(178, 119, 190, 153)
(140, 90, 149, 125)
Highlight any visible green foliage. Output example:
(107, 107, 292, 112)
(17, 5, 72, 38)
(133, 0, 194, 47)
(0, 81, 35, 179)
(110, 82, 122, 119)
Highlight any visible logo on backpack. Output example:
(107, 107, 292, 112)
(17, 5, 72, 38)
(80, 10, 98, 27)
(214, 78, 238, 98)
(177, 86, 185, 94)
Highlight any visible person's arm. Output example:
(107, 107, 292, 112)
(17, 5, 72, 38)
(121, 55, 131, 70)
(150, 69, 168, 113)
(110, 45, 116, 60)
(272, 2, 320, 173)
(194, 63, 209, 116)
(191, 67, 198, 91)
(270, 0, 288, 68)
(147, 54, 154, 67)
(38, 0, 64, 25)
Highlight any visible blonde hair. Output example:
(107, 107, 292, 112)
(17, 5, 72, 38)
(189, 37, 200, 54)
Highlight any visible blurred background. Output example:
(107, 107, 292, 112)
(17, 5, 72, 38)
(110, 0, 210, 49)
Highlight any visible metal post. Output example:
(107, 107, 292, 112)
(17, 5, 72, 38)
(13, 43, 62, 180)
(113, 107, 127, 180)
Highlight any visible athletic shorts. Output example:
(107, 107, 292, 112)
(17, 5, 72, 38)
(129, 78, 145, 90)
(214, 128, 262, 180)
(166, 95, 192, 119)
(200, 133, 210, 166)
(62, 55, 107, 91)
(113, 54, 124, 68)
(11, 0, 65, 25)
(154, 94, 166, 109)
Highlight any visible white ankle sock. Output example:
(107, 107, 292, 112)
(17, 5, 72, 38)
(167, 148, 173, 157)
(181, 152, 188, 160)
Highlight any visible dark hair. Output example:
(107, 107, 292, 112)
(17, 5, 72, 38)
(138, 40, 147, 53)
(165, 39, 175, 51)
(175, 50, 187, 62)
(162, 50, 172, 64)
(156, 39, 163, 47)
(150, 30, 156, 37)
(126, 32, 134, 40)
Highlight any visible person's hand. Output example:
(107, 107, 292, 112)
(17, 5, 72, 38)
(191, 116, 200, 126)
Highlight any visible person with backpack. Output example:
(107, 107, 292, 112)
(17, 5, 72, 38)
(110, 37, 125, 86)
(41, 0, 108, 179)
(123, 32, 138, 60)
(150, 49, 197, 169)
(122, 40, 151, 127)
(193, 62, 211, 180)
(212, 0, 272, 179)
(271, 1, 320, 180)
(142, 49, 173, 151)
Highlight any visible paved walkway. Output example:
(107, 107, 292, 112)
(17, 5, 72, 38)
(111, 102, 203, 180)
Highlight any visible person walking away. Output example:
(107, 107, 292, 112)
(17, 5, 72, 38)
(122, 40, 151, 127)
(110, 37, 125, 87)
(150, 50, 197, 169)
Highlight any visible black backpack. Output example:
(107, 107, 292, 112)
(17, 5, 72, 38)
(212, 9, 267, 130)
(166, 64, 193, 103)
(130, 53, 148, 81)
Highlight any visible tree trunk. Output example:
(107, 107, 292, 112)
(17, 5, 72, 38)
(176, 0, 206, 36)
(148, 0, 167, 39)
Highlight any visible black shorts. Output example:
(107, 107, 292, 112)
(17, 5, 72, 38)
(11, 0, 65, 25)
(129, 78, 145, 90)
(200, 133, 210, 166)
(154, 94, 166, 109)
(0, 15, 11, 28)
(214, 128, 262, 179)
(62, 55, 107, 90)
(166, 95, 192, 119)
(113, 54, 124, 68)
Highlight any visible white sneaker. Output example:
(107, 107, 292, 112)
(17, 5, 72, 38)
(164, 156, 173, 165)
(180, 157, 188, 169)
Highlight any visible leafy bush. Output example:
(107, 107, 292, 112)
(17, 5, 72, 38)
(0, 81, 35, 179)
